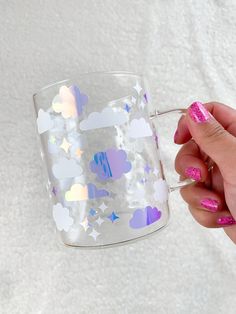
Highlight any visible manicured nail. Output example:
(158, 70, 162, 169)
(217, 216, 236, 226)
(174, 129, 178, 143)
(188, 101, 210, 123)
(185, 166, 201, 181)
(200, 198, 219, 212)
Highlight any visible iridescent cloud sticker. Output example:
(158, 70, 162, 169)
(65, 183, 109, 201)
(129, 206, 162, 229)
(90, 148, 131, 181)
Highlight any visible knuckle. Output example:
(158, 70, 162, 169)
(203, 123, 227, 144)
(189, 206, 213, 228)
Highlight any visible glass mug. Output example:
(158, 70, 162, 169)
(33, 72, 191, 248)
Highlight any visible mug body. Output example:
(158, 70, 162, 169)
(34, 72, 170, 247)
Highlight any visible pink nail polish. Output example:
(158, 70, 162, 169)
(200, 198, 219, 212)
(174, 130, 178, 142)
(185, 166, 201, 181)
(188, 101, 210, 123)
(217, 216, 236, 226)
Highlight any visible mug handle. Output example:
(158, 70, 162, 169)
(149, 108, 195, 192)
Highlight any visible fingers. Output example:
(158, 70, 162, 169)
(175, 140, 209, 182)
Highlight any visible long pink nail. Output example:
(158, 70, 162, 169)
(217, 216, 236, 226)
(185, 166, 201, 181)
(188, 101, 210, 123)
(200, 198, 219, 212)
(174, 129, 178, 143)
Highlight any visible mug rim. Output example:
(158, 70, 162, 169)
(33, 71, 143, 100)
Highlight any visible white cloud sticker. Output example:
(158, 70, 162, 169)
(53, 203, 74, 232)
(153, 179, 169, 203)
(37, 109, 54, 134)
(80, 107, 128, 131)
(128, 118, 153, 138)
(52, 157, 82, 179)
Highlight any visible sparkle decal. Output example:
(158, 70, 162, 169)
(107, 211, 119, 223)
(133, 81, 142, 95)
(60, 138, 71, 153)
(89, 229, 100, 240)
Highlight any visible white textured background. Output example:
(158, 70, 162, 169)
(1, 1, 236, 313)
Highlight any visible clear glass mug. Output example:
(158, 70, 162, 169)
(33, 72, 191, 248)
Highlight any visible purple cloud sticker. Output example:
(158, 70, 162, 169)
(129, 206, 162, 229)
(87, 183, 109, 199)
(90, 148, 131, 181)
(69, 85, 88, 115)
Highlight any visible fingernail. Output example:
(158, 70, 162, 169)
(188, 101, 210, 123)
(174, 129, 178, 143)
(185, 166, 201, 181)
(217, 216, 236, 226)
(200, 198, 219, 212)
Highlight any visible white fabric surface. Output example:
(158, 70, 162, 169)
(1, 1, 236, 313)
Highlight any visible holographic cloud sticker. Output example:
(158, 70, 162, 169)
(80, 107, 128, 131)
(90, 148, 132, 181)
(53, 203, 74, 232)
(70, 85, 88, 115)
(153, 179, 169, 203)
(37, 109, 54, 134)
(129, 206, 162, 229)
(65, 183, 109, 201)
(52, 157, 82, 179)
(128, 118, 153, 138)
(52, 86, 77, 118)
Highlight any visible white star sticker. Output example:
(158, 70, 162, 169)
(96, 216, 104, 226)
(139, 100, 145, 109)
(131, 96, 137, 104)
(89, 229, 100, 241)
(80, 217, 89, 231)
(133, 81, 142, 95)
(99, 202, 107, 212)
(60, 138, 71, 153)
(153, 168, 159, 176)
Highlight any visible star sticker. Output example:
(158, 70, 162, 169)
(75, 148, 83, 158)
(49, 135, 56, 144)
(89, 208, 97, 216)
(133, 81, 142, 95)
(139, 100, 145, 109)
(60, 138, 71, 153)
(80, 217, 90, 231)
(153, 168, 159, 176)
(89, 229, 100, 241)
(131, 96, 137, 104)
(143, 93, 148, 103)
(107, 211, 119, 223)
(144, 164, 151, 174)
(99, 202, 107, 212)
(96, 216, 104, 226)
(52, 186, 57, 196)
(124, 103, 131, 113)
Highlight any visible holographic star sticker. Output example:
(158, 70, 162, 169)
(99, 202, 107, 212)
(89, 208, 97, 216)
(75, 148, 83, 158)
(80, 217, 90, 231)
(107, 211, 119, 223)
(89, 229, 100, 240)
(60, 138, 71, 153)
(144, 164, 151, 174)
(133, 81, 142, 95)
(131, 96, 137, 104)
(96, 216, 104, 226)
(124, 103, 131, 113)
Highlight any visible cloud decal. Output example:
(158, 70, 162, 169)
(80, 107, 128, 131)
(53, 203, 74, 232)
(37, 109, 54, 134)
(128, 118, 153, 138)
(52, 157, 82, 179)
(153, 179, 169, 203)
(90, 148, 132, 181)
(129, 206, 162, 229)
(65, 183, 109, 201)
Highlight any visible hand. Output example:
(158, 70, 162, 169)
(174, 101, 236, 244)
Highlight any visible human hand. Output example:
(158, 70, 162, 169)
(174, 101, 236, 244)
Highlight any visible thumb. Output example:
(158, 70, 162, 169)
(186, 101, 236, 175)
